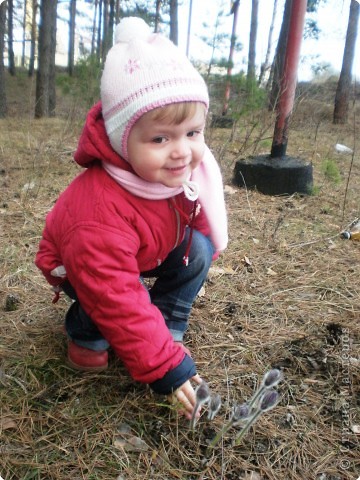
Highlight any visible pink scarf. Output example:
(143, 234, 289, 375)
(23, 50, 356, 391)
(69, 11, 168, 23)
(103, 146, 228, 252)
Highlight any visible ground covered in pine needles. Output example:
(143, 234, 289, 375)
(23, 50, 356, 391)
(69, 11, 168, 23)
(0, 74, 359, 480)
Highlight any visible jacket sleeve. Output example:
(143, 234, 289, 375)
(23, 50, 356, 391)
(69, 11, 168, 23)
(62, 221, 196, 394)
(35, 216, 67, 287)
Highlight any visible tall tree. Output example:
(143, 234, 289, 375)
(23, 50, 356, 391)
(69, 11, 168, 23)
(49, 12, 57, 116)
(222, 0, 240, 116)
(333, 0, 359, 124)
(102, 0, 109, 62)
(97, 0, 103, 62)
(68, 0, 76, 76)
(35, 0, 58, 118)
(247, 0, 258, 85)
(115, 0, 120, 25)
(258, 0, 278, 85)
(186, 0, 193, 57)
(0, 0, 7, 118)
(7, 0, 15, 76)
(155, 0, 161, 32)
(169, 0, 178, 45)
(28, 0, 37, 77)
(108, 0, 115, 55)
(91, 0, 98, 57)
(21, 0, 28, 68)
(201, 1, 228, 78)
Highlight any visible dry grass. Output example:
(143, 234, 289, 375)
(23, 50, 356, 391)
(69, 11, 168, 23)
(0, 73, 359, 480)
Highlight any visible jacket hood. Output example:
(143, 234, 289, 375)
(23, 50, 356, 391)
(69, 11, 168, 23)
(74, 101, 133, 172)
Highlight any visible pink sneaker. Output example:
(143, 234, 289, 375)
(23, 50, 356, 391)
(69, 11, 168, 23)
(67, 340, 108, 372)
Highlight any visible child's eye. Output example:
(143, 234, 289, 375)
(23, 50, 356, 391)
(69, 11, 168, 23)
(187, 130, 201, 138)
(152, 136, 166, 144)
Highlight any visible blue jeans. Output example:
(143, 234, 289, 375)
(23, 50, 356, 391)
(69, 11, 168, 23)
(64, 229, 214, 350)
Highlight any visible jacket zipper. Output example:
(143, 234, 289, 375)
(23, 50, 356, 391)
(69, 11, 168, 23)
(169, 198, 181, 250)
(173, 204, 181, 249)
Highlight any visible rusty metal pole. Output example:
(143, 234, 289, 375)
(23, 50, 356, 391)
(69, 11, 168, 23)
(270, 0, 307, 158)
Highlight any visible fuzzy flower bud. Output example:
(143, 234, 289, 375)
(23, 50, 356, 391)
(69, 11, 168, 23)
(231, 403, 250, 424)
(259, 389, 279, 412)
(195, 381, 211, 405)
(262, 369, 283, 389)
(208, 394, 222, 421)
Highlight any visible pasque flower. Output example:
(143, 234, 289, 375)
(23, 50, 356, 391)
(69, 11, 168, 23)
(208, 394, 222, 421)
(248, 368, 282, 409)
(263, 369, 283, 389)
(233, 389, 279, 446)
(206, 369, 283, 454)
(190, 381, 211, 430)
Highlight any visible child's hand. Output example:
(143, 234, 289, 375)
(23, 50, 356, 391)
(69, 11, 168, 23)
(169, 374, 203, 419)
(174, 341, 192, 357)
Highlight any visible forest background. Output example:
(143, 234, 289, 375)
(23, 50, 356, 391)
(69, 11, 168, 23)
(0, 1, 359, 480)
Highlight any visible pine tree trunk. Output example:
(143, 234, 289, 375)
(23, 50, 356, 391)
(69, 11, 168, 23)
(247, 0, 259, 85)
(108, 0, 115, 53)
(49, 6, 57, 117)
(35, 0, 58, 118)
(115, 0, 120, 25)
(155, 0, 161, 33)
(0, 1, 7, 118)
(21, 0, 28, 68)
(97, 0, 103, 63)
(259, 0, 278, 85)
(222, 0, 239, 116)
(28, 0, 38, 77)
(91, 0, 98, 57)
(7, 0, 16, 76)
(169, 0, 178, 45)
(68, 0, 76, 76)
(102, 0, 109, 63)
(333, 0, 359, 124)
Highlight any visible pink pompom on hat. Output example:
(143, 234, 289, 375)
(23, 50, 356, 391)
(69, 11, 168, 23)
(100, 16, 209, 160)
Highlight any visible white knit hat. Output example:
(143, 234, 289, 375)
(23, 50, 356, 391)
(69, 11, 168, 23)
(101, 17, 209, 160)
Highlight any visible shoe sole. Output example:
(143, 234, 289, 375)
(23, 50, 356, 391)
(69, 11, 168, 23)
(66, 356, 108, 372)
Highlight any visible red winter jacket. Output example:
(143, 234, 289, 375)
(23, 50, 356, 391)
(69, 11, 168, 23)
(35, 103, 211, 393)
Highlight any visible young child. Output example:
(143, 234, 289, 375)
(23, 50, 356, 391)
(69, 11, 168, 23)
(35, 17, 228, 418)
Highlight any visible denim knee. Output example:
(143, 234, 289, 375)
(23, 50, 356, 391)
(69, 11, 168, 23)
(187, 230, 214, 274)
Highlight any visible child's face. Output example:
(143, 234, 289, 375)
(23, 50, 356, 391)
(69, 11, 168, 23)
(127, 105, 206, 188)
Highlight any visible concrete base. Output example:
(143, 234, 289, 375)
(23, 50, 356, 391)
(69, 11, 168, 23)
(233, 155, 313, 195)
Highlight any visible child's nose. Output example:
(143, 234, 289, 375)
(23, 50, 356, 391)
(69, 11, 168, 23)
(170, 138, 190, 159)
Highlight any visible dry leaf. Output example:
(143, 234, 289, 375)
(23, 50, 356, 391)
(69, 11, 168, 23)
(1, 417, 17, 430)
(241, 255, 252, 267)
(114, 435, 149, 452)
(224, 185, 237, 194)
(208, 266, 236, 277)
(252, 237, 260, 244)
(243, 472, 262, 480)
(351, 424, 360, 434)
(266, 267, 277, 276)
(350, 357, 360, 366)
(327, 240, 336, 249)
(22, 181, 35, 191)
